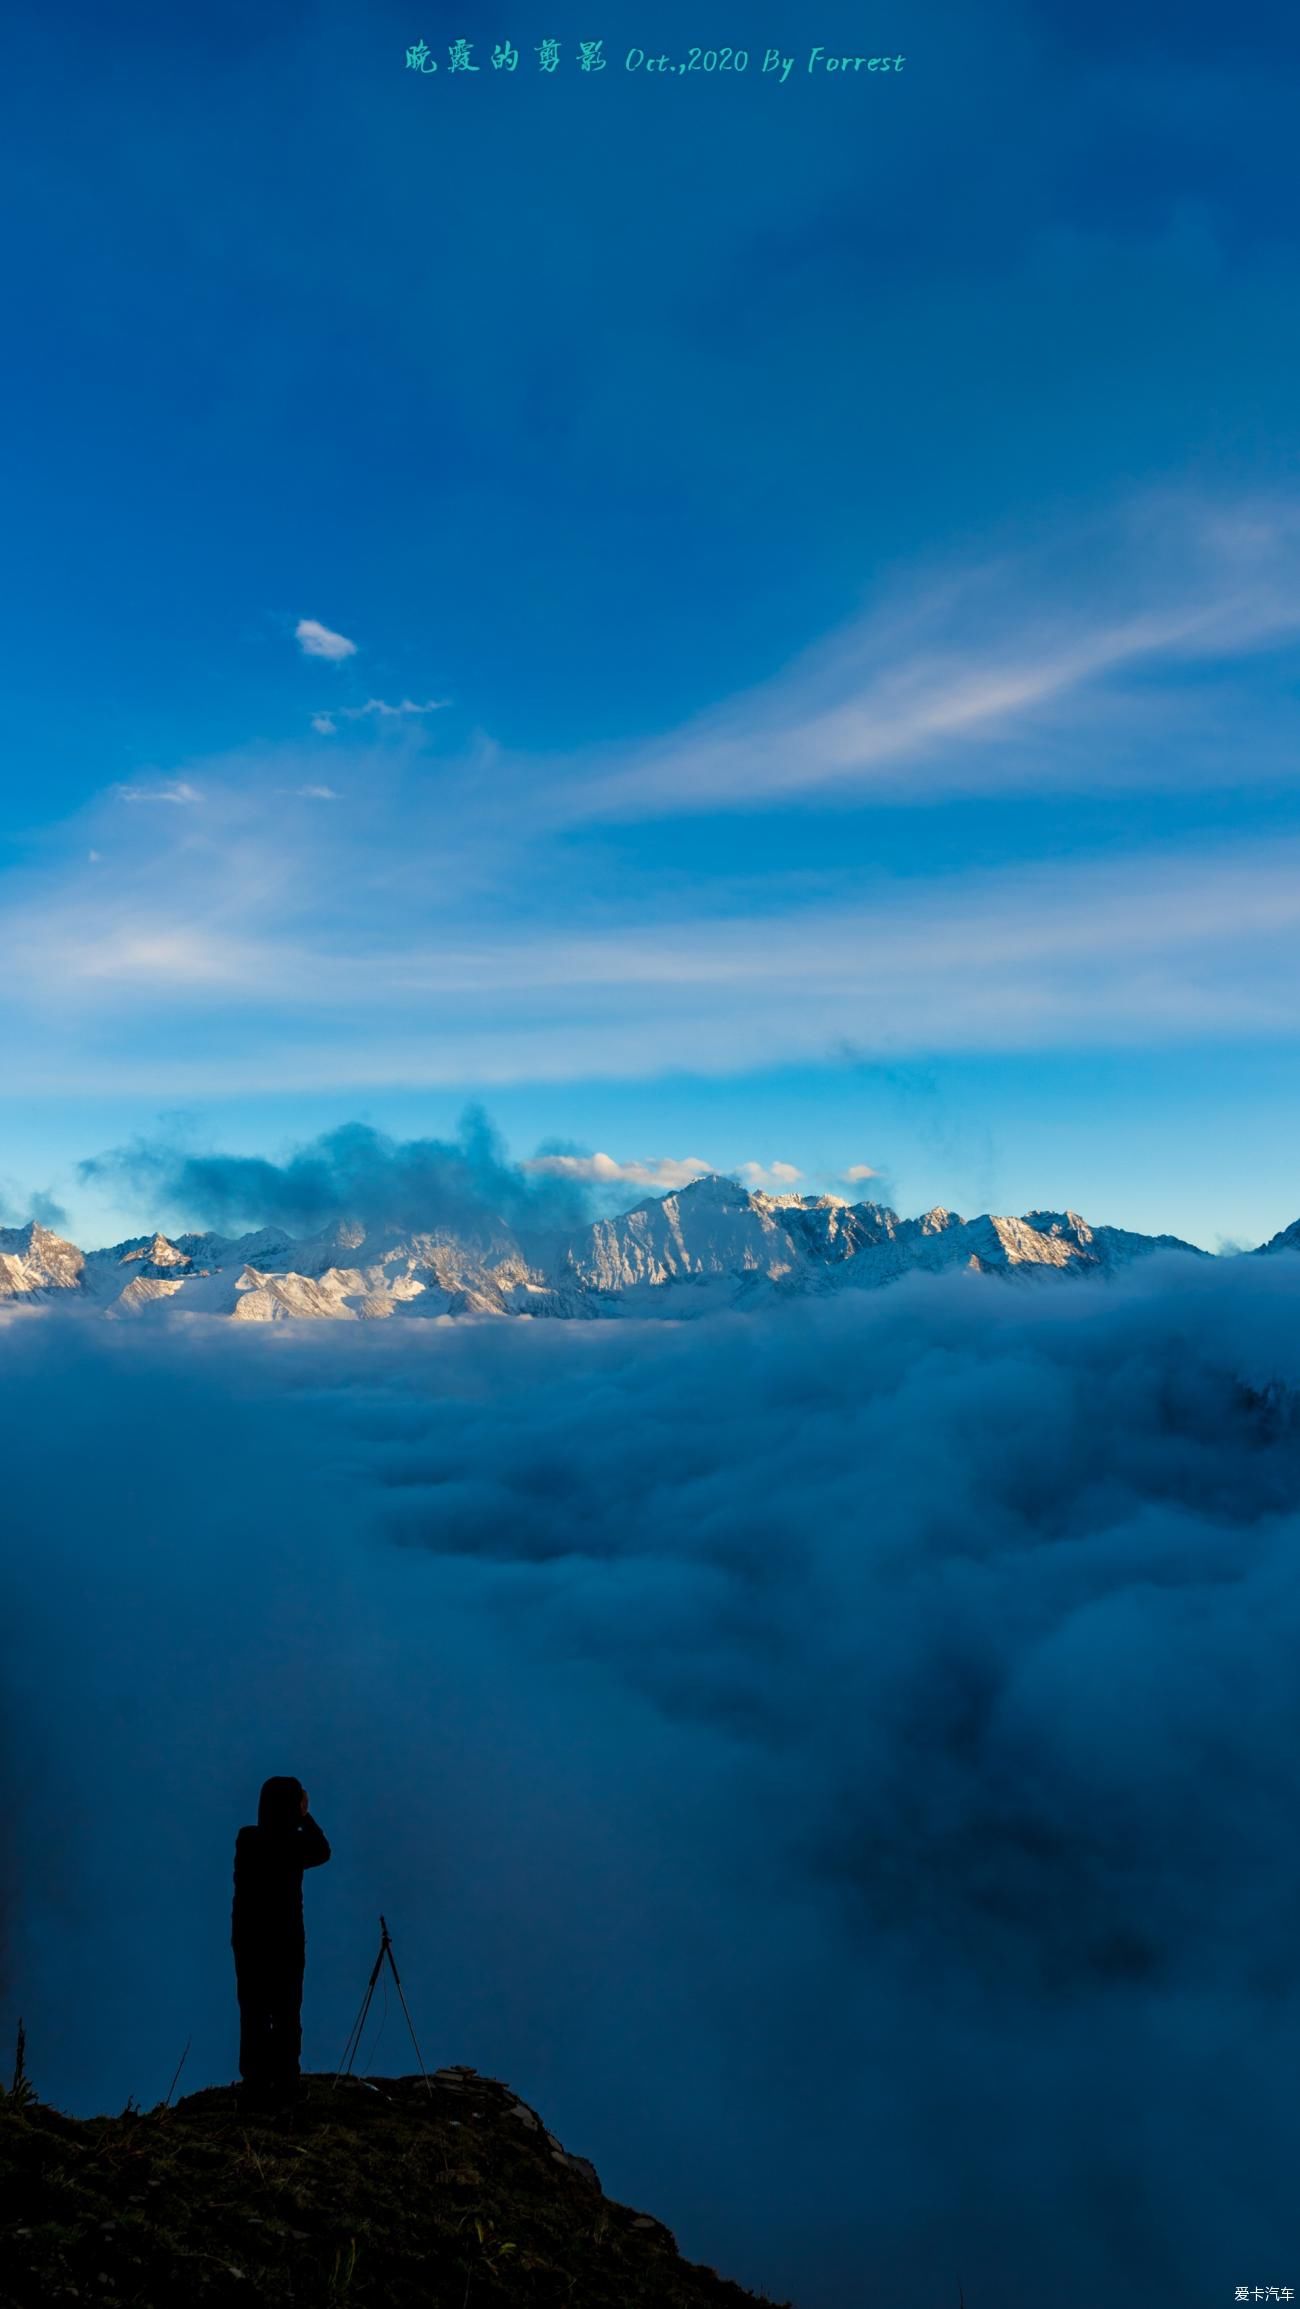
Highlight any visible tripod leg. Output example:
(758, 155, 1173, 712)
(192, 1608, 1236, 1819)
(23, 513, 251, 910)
(333, 1943, 386, 2086)
(334, 1982, 376, 2084)
(384, 1945, 435, 2099)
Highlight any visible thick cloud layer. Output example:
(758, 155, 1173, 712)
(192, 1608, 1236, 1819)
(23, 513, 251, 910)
(3, 1255, 1300, 2308)
(77, 1107, 592, 1244)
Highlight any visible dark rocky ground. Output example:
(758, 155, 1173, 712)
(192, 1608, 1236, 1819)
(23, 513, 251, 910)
(0, 2064, 795, 2307)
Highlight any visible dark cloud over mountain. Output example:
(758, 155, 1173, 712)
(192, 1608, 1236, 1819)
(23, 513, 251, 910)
(3, 1253, 1299, 2306)
(77, 1106, 591, 1244)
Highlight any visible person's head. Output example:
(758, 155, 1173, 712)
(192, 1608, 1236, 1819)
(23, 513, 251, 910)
(257, 1775, 305, 1831)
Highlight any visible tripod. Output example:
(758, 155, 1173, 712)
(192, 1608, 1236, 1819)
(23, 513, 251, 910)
(333, 1915, 434, 2099)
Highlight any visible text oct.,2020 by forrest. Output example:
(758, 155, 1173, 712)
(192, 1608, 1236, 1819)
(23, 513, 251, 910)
(404, 36, 908, 79)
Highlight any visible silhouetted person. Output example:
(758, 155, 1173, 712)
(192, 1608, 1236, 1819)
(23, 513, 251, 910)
(232, 1775, 330, 2104)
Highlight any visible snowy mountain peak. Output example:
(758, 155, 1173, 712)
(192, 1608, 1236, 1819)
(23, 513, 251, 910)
(0, 1182, 1277, 1324)
(0, 1221, 87, 1300)
(660, 1171, 750, 1208)
(1254, 1217, 1300, 1255)
(0, 1219, 71, 1255)
(119, 1232, 191, 1270)
(1023, 1209, 1093, 1243)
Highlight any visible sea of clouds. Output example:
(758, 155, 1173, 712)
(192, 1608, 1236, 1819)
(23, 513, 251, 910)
(4, 1250, 1300, 2308)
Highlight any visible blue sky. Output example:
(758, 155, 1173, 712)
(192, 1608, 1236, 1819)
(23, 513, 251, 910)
(2, 0, 1298, 1249)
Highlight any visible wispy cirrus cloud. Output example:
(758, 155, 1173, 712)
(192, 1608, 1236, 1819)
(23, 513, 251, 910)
(313, 696, 449, 731)
(9, 491, 1300, 1099)
(295, 616, 356, 662)
(10, 824, 1300, 1096)
(115, 779, 201, 805)
(547, 492, 1300, 823)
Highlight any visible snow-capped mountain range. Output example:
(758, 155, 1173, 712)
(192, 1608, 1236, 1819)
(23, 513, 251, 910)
(0, 1171, 1291, 1323)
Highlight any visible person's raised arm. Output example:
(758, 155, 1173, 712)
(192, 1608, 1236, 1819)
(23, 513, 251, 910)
(297, 1813, 331, 1869)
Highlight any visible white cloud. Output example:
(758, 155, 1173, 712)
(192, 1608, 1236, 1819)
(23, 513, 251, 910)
(14, 820, 1300, 1094)
(311, 698, 446, 735)
(115, 780, 201, 805)
(523, 1151, 712, 1190)
(295, 617, 357, 662)
(735, 1161, 804, 1192)
(556, 492, 1300, 822)
(10, 491, 1300, 1100)
(70, 929, 261, 986)
(341, 697, 449, 720)
(844, 1164, 880, 1183)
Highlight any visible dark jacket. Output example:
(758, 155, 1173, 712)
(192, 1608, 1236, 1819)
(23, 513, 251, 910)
(231, 1775, 331, 1962)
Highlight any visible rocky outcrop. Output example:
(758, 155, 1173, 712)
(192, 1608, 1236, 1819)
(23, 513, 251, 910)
(0, 2066, 791, 2307)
